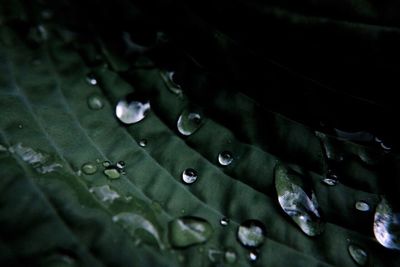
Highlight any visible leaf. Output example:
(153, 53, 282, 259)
(1, 1, 400, 267)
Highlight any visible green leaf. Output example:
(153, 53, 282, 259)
(1, 1, 400, 267)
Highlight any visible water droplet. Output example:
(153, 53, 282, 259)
(237, 220, 266, 248)
(220, 217, 229, 226)
(18, 124, 23, 129)
(138, 139, 147, 147)
(373, 198, 400, 250)
(103, 167, 121, 179)
(168, 216, 213, 248)
(81, 162, 97, 175)
(160, 70, 183, 95)
(116, 161, 125, 169)
(87, 94, 104, 110)
(89, 185, 120, 203)
(86, 73, 97, 85)
(275, 163, 325, 236)
(355, 201, 370, 212)
(181, 168, 198, 184)
(177, 110, 203, 136)
(218, 151, 233, 166)
(102, 161, 111, 167)
(224, 249, 237, 264)
(116, 97, 151, 124)
(113, 212, 164, 249)
(248, 250, 259, 262)
(322, 173, 338, 186)
(348, 244, 368, 266)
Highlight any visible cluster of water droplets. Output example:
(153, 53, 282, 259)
(78, 66, 400, 266)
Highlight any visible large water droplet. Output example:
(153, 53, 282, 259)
(177, 110, 203, 136)
(355, 201, 370, 212)
(373, 198, 400, 250)
(116, 97, 150, 124)
(113, 212, 164, 249)
(220, 217, 229, 226)
(182, 168, 198, 184)
(87, 94, 104, 110)
(275, 163, 325, 236)
(218, 151, 233, 166)
(160, 70, 183, 95)
(348, 244, 368, 266)
(237, 220, 266, 248)
(86, 73, 98, 85)
(168, 217, 213, 248)
(104, 167, 121, 179)
(89, 185, 120, 203)
(81, 162, 97, 175)
(138, 139, 147, 147)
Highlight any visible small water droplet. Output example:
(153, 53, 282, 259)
(138, 139, 147, 147)
(275, 163, 325, 236)
(116, 97, 151, 124)
(104, 167, 121, 179)
(87, 94, 104, 110)
(168, 216, 213, 248)
(248, 250, 259, 262)
(218, 151, 233, 166)
(177, 110, 203, 136)
(348, 244, 368, 266)
(116, 161, 125, 169)
(220, 217, 229, 226)
(86, 73, 98, 85)
(160, 70, 183, 95)
(18, 124, 23, 129)
(237, 220, 266, 248)
(373, 198, 400, 250)
(355, 201, 370, 212)
(81, 162, 97, 175)
(102, 161, 111, 167)
(224, 249, 237, 264)
(322, 173, 338, 186)
(182, 168, 198, 184)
